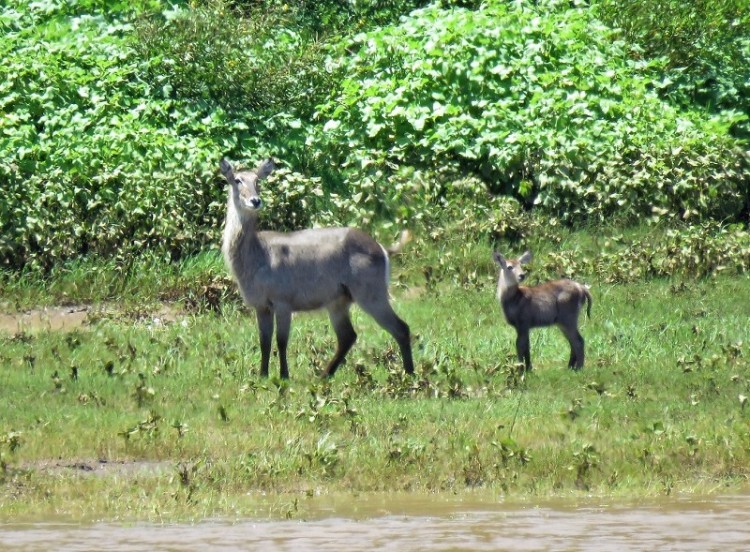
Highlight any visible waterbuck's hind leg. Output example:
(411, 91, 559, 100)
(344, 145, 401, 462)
(560, 325, 585, 371)
(256, 308, 274, 378)
(275, 307, 292, 379)
(358, 300, 414, 374)
(574, 332, 585, 370)
(323, 301, 357, 378)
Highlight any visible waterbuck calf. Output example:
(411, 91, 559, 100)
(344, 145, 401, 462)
(220, 157, 414, 379)
(493, 250, 592, 371)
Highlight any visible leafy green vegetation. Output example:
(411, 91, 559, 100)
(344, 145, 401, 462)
(1, 1, 228, 270)
(1, 0, 748, 271)
(313, 2, 748, 224)
(596, 0, 750, 138)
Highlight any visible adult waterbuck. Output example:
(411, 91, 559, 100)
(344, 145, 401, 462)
(220, 157, 414, 379)
(493, 250, 592, 371)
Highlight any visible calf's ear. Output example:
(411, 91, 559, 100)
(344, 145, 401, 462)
(255, 158, 275, 180)
(493, 251, 507, 268)
(519, 250, 533, 265)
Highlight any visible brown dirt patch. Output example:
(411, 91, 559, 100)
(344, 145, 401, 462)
(18, 458, 175, 478)
(0, 306, 91, 334)
(0, 304, 187, 336)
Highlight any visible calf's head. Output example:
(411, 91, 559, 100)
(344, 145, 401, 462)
(493, 250, 532, 287)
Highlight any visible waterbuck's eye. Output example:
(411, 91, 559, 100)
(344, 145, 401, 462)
(234, 178, 242, 185)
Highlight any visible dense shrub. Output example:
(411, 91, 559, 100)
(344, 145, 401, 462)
(1, 3, 226, 270)
(133, 1, 330, 118)
(312, 1, 750, 224)
(595, 0, 750, 138)
(0, 1, 312, 270)
(1, 0, 748, 273)
(228, 0, 483, 36)
(539, 222, 750, 282)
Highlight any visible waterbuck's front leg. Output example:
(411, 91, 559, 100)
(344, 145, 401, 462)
(256, 308, 273, 378)
(515, 328, 532, 372)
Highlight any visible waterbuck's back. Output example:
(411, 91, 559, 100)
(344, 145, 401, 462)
(242, 227, 389, 311)
(503, 279, 588, 329)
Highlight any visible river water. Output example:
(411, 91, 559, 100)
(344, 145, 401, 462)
(1, 493, 748, 551)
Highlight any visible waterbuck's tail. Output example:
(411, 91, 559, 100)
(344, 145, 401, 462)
(583, 285, 593, 319)
(386, 230, 412, 256)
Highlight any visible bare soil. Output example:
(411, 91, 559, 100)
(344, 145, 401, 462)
(0, 306, 91, 334)
(17, 458, 174, 478)
(0, 304, 185, 335)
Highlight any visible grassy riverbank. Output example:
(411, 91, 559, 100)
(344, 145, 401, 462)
(1, 227, 750, 521)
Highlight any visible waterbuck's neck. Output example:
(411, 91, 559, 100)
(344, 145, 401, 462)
(496, 271, 521, 302)
(222, 188, 260, 278)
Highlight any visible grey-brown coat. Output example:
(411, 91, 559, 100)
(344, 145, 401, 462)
(493, 250, 592, 371)
(220, 158, 414, 379)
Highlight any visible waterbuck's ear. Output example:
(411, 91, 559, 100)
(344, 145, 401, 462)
(219, 158, 234, 180)
(255, 158, 276, 180)
(519, 250, 532, 265)
(493, 251, 507, 268)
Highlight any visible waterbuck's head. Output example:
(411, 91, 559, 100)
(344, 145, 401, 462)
(493, 250, 532, 291)
(220, 157, 276, 216)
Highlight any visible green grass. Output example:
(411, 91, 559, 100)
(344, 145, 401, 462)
(1, 228, 750, 522)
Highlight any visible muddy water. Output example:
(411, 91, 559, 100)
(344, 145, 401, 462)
(2, 493, 749, 551)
